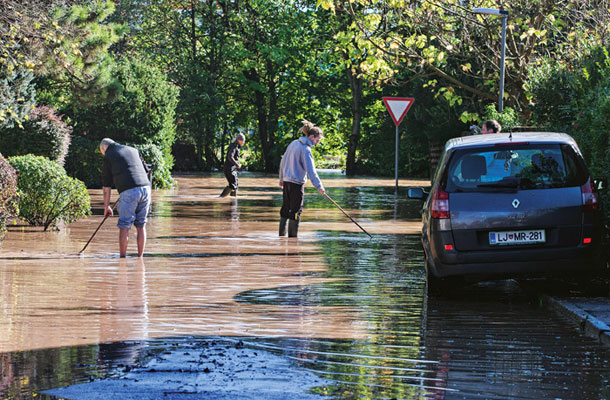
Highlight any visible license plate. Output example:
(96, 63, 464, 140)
(489, 229, 545, 245)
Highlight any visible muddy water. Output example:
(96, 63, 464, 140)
(1, 173, 609, 399)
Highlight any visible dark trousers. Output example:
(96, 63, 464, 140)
(224, 167, 238, 190)
(280, 182, 304, 220)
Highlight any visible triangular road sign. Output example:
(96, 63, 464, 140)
(382, 97, 414, 126)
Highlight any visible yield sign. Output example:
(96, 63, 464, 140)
(382, 97, 414, 126)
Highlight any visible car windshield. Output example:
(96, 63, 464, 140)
(444, 143, 587, 192)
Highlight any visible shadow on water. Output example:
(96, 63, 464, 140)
(1, 175, 610, 399)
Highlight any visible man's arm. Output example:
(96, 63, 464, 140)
(103, 186, 113, 217)
(102, 156, 114, 217)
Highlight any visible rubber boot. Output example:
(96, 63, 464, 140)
(219, 186, 231, 198)
(279, 218, 288, 236)
(288, 218, 299, 238)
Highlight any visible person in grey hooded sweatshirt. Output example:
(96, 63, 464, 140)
(278, 120, 326, 237)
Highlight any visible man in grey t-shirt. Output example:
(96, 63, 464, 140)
(100, 138, 151, 258)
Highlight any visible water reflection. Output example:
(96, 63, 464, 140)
(1, 174, 609, 399)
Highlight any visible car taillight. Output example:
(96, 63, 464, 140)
(581, 178, 599, 211)
(431, 185, 450, 219)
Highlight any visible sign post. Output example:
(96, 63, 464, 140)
(382, 97, 414, 189)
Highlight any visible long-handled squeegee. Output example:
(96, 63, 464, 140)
(323, 192, 372, 239)
(79, 200, 118, 254)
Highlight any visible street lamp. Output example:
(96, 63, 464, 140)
(473, 7, 509, 113)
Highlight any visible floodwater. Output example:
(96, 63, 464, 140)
(1, 173, 609, 399)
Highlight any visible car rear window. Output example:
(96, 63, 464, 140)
(444, 143, 588, 192)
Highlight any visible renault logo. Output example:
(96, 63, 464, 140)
(512, 199, 520, 209)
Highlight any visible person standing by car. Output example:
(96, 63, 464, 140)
(100, 138, 151, 258)
(278, 120, 326, 237)
(481, 120, 502, 134)
(220, 133, 246, 198)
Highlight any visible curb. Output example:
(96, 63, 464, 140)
(542, 294, 610, 347)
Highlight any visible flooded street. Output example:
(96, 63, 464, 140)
(1, 173, 609, 399)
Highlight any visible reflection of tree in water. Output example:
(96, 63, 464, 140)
(290, 233, 429, 399)
(0, 345, 102, 398)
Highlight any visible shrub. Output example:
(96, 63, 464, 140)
(480, 105, 521, 132)
(0, 153, 19, 239)
(131, 143, 176, 189)
(9, 155, 90, 231)
(64, 136, 103, 188)
(0, 106, 72, 166)
(526, 44, 610, 219)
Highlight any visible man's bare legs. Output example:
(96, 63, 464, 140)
(119, 227, 146, 257)
(136, 226, 146, 257)
(119, 228, 129, 258)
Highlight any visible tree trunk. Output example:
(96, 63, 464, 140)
(266, 69, 279, 172)
(255, 89, 272, 172)
(346, 69, 362, 176)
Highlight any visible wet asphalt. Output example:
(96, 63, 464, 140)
(0, 173, 609, 400)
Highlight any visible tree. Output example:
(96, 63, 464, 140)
(320, 2, 395, 175)
(113, 0, 241, 170)
(319, 0, 610, 122)
(1, 0, 124, 119)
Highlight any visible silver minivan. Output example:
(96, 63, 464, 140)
(408, 132, 606, 294)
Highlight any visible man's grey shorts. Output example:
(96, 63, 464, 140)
(117, 186, 151, 230)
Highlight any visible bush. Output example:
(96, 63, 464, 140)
(526, 44, 610, 219)
(0, 153, 18, 238)
(64, 136, 103, 188)
(0, 106, 72, 165)
(131, 143, 175, 189)
(480, 105, 521, 132)
(9, 155, 90, 231)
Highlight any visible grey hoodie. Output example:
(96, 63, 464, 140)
(279, 136, 324, 191)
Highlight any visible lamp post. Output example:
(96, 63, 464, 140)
(473, 8, 509, 113)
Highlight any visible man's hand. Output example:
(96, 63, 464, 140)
(237, 163, 242, 170)
(318, 188, 326, 195)
(279, 181, 284, 188)
(104, 206, 114, 218)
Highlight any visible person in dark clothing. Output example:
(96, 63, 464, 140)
(278, 120, 325, 237)
(481, 120, 502, 134)
(100, 138, 151, 258)
(220, 133, 246, 198)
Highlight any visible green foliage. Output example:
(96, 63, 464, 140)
(69, 58, 178, 174)
(0, 69, 36, 130)
(526, 43, 610, 218)
(1, 0, 124, 117)
(8, 154, 90, 231)
(0, 106, 72, 165)
(131, 143, 176, 189)
(64, 136, 103, 188)
(0, 153, 18, 238)
(481, 104, 521, 132)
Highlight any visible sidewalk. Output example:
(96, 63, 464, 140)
(543, 295, 610, 346)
